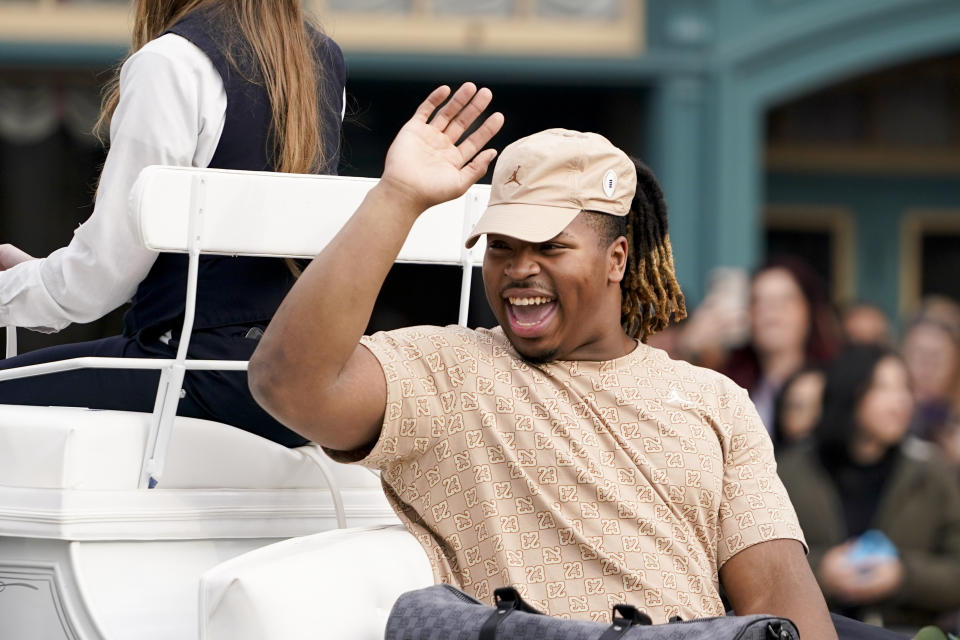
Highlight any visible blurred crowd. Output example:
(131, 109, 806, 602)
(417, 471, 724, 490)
(648, 257, 960, 633)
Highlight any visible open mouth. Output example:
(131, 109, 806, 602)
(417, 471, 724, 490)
(505, 296, 558, 338)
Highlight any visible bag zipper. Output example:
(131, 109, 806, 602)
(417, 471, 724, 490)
(658, 615, 794, 640)
(440, 583, 484, 605)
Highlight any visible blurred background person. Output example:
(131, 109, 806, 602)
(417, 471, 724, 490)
(772, 365, 826, 450)
(843, 301, 894, 347)
(679, 255, 841, 432)
(671, 266, 751, 369)
(902, 297, 960, 442)
(779, 344, 960, 633)
(930, 413, 960, 475)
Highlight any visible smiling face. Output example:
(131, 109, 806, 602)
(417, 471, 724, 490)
(856, 356, 914, 450)
(902, 322, 960, 403)
(481, 213, 632, 363)
(750, 267, 810, 357)
(779, 370, 825, 443)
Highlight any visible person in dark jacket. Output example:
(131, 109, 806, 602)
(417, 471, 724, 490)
(779, 344, 960, 632)
(0, 0, 345, 446)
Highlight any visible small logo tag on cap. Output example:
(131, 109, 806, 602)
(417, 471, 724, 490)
(603, 169, 617, 198)
(506, 166, 522, 186)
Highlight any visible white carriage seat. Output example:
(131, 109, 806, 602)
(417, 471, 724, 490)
(0, 169, 489, 544)
(0, 404, 392, 541)
(200, 525, 434, 640)
(0, 169, 488, 640)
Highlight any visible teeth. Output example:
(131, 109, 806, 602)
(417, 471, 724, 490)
(508, 296, 554, 306)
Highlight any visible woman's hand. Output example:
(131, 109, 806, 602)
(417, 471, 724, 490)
(819, 542, 860, 599)
(0, 244, 36, 271)
(819, 543, 904, 604)
(379, 83, 504, 214)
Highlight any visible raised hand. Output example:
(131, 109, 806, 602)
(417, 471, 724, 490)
(380, 83, 504, 213)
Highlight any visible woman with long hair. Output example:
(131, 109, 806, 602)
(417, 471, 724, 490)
(0, 0, 345, 446)
(778, 345, 960, 631)
(722, 256, 841, 432)
(771, 364, 826, 449)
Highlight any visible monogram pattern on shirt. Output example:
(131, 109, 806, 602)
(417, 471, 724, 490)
(348, 326, 804, 624)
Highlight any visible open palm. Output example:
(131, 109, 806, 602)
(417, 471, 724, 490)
(381, 83, 504, 212)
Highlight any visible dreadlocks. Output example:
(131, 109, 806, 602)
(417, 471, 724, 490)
(589, 158, 687, 342)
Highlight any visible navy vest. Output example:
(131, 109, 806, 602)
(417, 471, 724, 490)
(123, 10, 345, 337)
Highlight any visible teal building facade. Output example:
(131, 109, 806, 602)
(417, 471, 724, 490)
(1, 0, 958, 331)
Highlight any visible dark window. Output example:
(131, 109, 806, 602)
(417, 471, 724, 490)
(765, 229, 833, 298)
(921, 232, 960, 302)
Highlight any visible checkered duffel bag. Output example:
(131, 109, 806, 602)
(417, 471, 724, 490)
(385, 584, 799, 640)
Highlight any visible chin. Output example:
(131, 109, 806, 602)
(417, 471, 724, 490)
(505, 335, 559, 364)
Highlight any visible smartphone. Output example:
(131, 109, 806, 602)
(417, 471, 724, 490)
(847, 529, 898, 566)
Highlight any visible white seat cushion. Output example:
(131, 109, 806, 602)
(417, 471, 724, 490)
(0, 404, 373, 490)
(0, 405, 397, 540)
(200, 525, 433, 640)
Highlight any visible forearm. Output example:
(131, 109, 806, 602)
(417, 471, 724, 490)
(249, 182, 421, 426)
(737, 555, 837, 639)
(250, 82, 501, 446)
(722, 540, 838, 640)
(0, 240, 148, 334)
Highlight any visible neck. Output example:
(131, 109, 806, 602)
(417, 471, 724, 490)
(565, 327, 637, 362)
(850, 434, 890, 465)
(759, 347, 805, 385)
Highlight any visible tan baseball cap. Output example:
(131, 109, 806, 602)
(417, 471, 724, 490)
(465, 128, 636, 248)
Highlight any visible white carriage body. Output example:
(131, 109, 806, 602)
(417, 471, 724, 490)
(0, 168, 490, 640)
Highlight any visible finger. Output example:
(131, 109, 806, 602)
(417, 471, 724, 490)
(412, 85, 452, 123)
(444, 86, 493, 143)
(456, 111, 504, 162)
(460, 148, 498, 186)
(428, 82, 477, 131)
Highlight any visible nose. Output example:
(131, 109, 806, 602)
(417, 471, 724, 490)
(504, 248, 541, 280)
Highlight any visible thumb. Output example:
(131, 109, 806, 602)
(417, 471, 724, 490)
(460, 148, 498, 187)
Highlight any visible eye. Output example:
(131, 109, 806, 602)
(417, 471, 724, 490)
(486, 239, 511, 252)
(539, 242, 566, 253)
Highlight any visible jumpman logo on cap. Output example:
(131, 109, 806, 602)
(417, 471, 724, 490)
(505, 166, 522, 186)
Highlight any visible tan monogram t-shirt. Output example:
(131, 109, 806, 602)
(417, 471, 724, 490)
(337, 325, 803, 623)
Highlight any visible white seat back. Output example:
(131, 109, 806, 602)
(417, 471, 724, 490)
(132, 167, 490, 263)
(2, 167, 492, 489)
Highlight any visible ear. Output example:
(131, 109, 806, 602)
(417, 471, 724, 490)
(607, 236, 628, 284)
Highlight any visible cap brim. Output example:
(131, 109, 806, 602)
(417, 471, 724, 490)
(465, 203, 582, 248)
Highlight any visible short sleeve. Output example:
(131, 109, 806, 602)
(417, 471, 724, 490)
(326, 326, 471, 469)
(716, 381, 806, 567)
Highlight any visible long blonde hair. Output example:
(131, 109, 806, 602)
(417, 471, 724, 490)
(97, 0, 329, 175)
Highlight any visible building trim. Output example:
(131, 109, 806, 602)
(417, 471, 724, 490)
(765, 204, 856, 303)
(899, 208, 960, 316)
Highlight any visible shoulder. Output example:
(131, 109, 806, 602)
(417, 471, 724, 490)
(361, 325, 523, 372)
(640, 342, 749, 400)
(120, 33, 221, 95)
(311, 28, 344, 65)
(362, 324, 492, 357)
(899, 437, 957, 480)
(129, 33, 211, 73)
(901, 436, 938, 462)
(307, 27, 346, 92)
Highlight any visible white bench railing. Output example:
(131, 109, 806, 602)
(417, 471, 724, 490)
(1, 166, 490, 491)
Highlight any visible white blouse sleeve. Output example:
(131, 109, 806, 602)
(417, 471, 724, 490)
(0, 34, 225, 333)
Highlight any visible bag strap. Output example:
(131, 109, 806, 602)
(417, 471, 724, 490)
(597, 604, 653, 640)
(478, 587, 542, 640)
